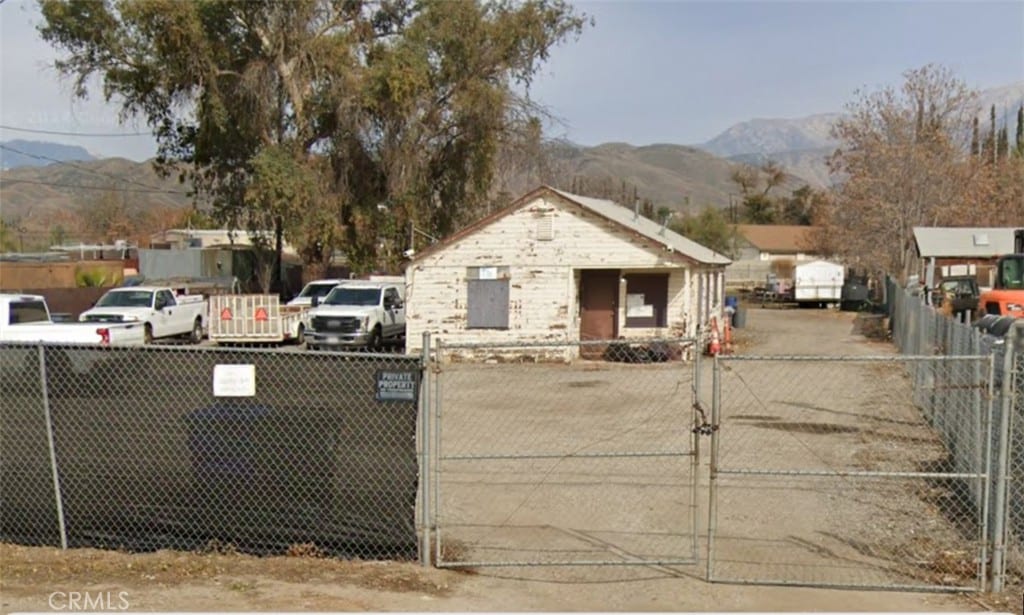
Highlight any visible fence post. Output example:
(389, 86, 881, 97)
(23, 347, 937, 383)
(705, 355, 721, 582)
(419, 332, 431, 566)
(433, 338, 443, 566)
(38, 345, 68, 550)
(689, 337, 701, 563)
(990, 327, 1018, 592)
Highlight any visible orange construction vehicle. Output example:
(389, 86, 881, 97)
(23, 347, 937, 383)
(979, 229, 1024, 318)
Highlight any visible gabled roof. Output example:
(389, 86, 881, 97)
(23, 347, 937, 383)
(735, 224, 819, 253)
(410, 186, 730, 265)
(914, 227, 1018, 258)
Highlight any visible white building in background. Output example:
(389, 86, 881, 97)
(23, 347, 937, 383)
(149, 228, 299, 257)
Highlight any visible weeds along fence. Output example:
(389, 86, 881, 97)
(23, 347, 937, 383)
(886, 276, 1024, 591)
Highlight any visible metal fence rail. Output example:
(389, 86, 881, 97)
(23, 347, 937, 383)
(0, 343, 424, 560)
(431, 338, 699, 567)
(708, 354, 992, 592)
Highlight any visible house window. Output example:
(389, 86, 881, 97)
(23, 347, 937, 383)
(467, 266, 510, 329)
(624, 274, 668, 328)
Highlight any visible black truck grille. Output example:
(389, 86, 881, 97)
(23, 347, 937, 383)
(312, 316, 360, 333)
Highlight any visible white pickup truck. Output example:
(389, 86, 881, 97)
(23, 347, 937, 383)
(286, 279, 348, 307)
(304, 281, 405, 351)
(0, 294, 145, 346)
(79, 286, 207, 344)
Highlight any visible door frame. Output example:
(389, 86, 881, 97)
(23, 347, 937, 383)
(578, 268, 620, 342)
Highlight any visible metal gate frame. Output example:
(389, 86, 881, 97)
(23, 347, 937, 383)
(705, 354, 995, 592)
(428, 337, 702, 568)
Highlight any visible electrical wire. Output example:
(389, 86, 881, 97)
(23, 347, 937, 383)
(0, 124, 152, 137)
(0, 143, 189, 195)
(0, 177, 188, 195)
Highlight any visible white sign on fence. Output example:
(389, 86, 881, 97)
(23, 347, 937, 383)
(213, 364, 256, 397)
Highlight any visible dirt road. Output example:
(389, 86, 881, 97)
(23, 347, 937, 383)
(0, 308, 995, 612)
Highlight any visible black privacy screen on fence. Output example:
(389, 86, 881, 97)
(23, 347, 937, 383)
(1, 343, 420, 560)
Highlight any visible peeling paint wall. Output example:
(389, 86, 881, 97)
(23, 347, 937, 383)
(405, 196, 724, 352)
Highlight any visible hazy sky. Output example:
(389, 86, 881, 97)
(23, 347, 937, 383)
(1, 0, 1022, 160)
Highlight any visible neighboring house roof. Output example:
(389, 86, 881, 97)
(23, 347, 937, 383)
(914, 227, 1018, 258)
(735, 224, 819, 254)
(411, 186, 731, 266)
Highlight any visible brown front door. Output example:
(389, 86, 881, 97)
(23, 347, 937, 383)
(579, 269, 619, 358)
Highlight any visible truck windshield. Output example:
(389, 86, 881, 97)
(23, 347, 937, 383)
(324, 287, 380, 306)
(96, 291, 153, 308)
(1000, 256, 1024, 289)
(298, 283, 338, 300)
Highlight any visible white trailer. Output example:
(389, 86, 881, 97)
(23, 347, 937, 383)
(793, 260, 844, 307)
(208, 295, 309, 344)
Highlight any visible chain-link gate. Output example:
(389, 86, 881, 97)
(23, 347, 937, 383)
(430, 338, 700, 567)
(1, 342, 424, 560)
(707, 354, 994, 592)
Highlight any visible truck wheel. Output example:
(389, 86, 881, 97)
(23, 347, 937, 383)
(144, 323, 154, 345)
(190, 318, 203, 344)
(369, 326, 382, 351)
(294, 324, 305, 346)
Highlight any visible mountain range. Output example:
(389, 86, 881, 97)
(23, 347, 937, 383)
(2, 81, 1021, 242)
(693, 81, 1024, 186)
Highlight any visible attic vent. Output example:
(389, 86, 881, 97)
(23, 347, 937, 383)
(973, 233, 990, 246)
(537, 213, 554, 241)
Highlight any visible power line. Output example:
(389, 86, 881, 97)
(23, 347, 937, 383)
(0, 143, 190, 195)
(0, 177, 190, 196)
(0, 124, 152, 137)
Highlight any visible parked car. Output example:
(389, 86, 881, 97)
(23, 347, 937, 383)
(304, 281, 405, 350)
(0, 294, 146, 346)
(79, 286, 207, 344)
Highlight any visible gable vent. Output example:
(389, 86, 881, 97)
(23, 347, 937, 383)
(537, 213, 554, 241)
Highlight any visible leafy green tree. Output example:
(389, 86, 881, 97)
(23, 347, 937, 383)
(49, 224, 67, 247)
(671, 206, 735, 257)
(741, 193, 776, 224)
(0, 219, 17, 252)
(40, 0, 586, 273)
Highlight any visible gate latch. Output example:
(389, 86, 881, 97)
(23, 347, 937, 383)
(692, 401, 718, 436)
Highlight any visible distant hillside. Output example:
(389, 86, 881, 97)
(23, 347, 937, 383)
(727, 147, 835, 189)
(2, 141, 811, 242)
(543, 141, 807, 211)
(0, 158, 192, 240)
(0, 139, 96, 170)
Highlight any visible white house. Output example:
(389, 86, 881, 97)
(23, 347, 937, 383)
(404, 186, 731, 359)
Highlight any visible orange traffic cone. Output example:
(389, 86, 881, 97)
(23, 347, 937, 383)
(707, 317, 721, 356)
(723, 319, 734, 355)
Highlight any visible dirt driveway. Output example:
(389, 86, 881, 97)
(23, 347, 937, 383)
(0, 308, 1001, 612)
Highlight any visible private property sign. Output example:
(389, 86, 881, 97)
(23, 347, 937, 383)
(375, 369, 419, 402)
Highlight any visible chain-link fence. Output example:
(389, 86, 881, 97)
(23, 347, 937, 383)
(708, 354, 992, 591)
(430, 338, 700, 567)
(0, 343, 424, 560)
(997, 325, 1024, 590)
(886, 276, 1024, 593)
